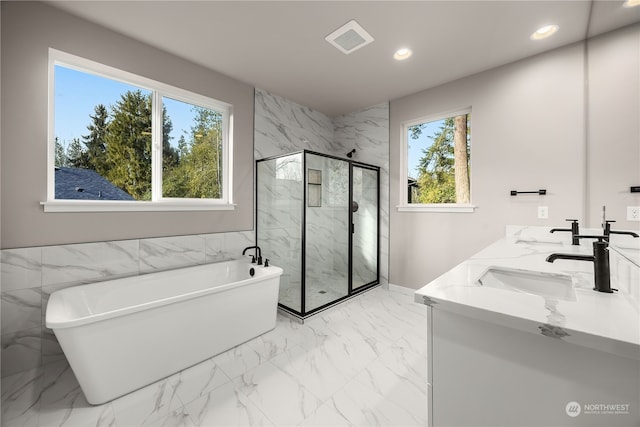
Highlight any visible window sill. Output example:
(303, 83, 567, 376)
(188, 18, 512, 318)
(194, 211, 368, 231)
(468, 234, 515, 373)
(41, 200, 236, 213)
(396, 204, 477, 213)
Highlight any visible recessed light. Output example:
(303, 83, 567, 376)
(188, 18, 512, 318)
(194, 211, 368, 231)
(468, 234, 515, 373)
(530, 24, 559, 40)
(394, 48, 413, 61)
(623, 0, 640, 7)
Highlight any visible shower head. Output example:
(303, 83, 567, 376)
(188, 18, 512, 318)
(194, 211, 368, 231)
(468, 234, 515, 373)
(346, 149, 356, 158)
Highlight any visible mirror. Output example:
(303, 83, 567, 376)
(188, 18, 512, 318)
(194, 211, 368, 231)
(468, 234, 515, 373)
(585, 2, 640, 229)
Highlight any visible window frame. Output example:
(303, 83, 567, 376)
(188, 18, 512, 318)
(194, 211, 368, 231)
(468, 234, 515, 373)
(397, 107, 476, 213)
(43, 48, 234, 212)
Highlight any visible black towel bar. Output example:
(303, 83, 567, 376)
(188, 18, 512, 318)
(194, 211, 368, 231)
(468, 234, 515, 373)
(510, 189, 546, 196)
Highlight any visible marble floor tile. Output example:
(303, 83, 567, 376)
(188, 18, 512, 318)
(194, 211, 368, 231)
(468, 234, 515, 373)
(110, 373, 183, 426)
(352, 340, 428, 424)
(273, 314, 331, 351)
(0, 287, 428, 427)
(1, 367, 44, 426)
(172, 359, 231, 407)
(38, 399, 117, 427)
(232, 360, 322, 426)
(269, 340, 351, 403)
(307, 378, 425, 427)
(211, 341, 264, 380)
(144, 407, 197, 427)
(183, 381, 273, 427)
(245, 328, 297, 361)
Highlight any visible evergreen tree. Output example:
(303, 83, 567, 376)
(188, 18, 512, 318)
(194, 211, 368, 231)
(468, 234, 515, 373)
(104, 90, 154, 200)
(162, 109, 179, 172)
(163, 134, 189, 197)
(410, 114, 470, 204)
(162, 107, 223, 199)
(82, 104, 109, 175)
(67, 137, 90, 169)
(54, 137, 69, 167)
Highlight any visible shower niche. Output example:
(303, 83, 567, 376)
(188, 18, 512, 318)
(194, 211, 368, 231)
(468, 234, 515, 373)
(257, 150, 379, 319)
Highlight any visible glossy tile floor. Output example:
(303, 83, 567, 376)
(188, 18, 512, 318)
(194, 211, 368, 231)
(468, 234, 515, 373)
(2, 286, 428, 426)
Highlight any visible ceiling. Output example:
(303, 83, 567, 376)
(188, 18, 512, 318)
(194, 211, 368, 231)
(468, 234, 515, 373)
(47, 1, 640, 117)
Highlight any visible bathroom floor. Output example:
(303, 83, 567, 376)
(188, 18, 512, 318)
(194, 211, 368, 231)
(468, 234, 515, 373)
(2, 286, 428, 426)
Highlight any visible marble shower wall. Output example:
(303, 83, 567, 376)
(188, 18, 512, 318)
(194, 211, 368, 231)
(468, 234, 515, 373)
(0, 230, 254, 377)
(254, 89, 334, 159)
(331, 103, 390, 286)
(254, 89, 390, 287)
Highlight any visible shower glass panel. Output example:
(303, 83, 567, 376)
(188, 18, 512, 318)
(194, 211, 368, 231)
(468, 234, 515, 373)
(256, 153, 303, 313)
(352, 165, 379, 290)
(257, 150, 379, 319)
(304, 154, 350, 312)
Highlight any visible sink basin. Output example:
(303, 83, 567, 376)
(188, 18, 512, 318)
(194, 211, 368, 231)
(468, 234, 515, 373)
(478, 267, 577, 301)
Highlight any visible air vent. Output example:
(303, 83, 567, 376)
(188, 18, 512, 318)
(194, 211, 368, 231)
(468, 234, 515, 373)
(325, 20, 374, 55)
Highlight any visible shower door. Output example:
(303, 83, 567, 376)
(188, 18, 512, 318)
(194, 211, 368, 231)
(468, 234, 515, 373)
(257, 150, 379, 319)
(351, 165, 379, 291)
(304, 153, 350, 312)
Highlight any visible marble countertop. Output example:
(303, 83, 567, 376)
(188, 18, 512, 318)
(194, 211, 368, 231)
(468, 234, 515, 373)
(610, 241, 640, 268)
(415, 225, 640, 360)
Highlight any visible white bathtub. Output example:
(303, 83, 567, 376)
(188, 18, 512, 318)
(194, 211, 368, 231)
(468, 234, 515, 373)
(46, 259, 282, 405)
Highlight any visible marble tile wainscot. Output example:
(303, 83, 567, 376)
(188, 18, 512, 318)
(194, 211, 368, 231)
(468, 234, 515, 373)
(0, 230, 255, 377)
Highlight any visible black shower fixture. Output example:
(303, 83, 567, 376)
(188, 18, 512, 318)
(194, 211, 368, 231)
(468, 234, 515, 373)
(346, 149, 356, 158)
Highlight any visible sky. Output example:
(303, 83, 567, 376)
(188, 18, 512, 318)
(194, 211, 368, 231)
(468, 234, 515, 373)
(54, 65, 196, 150)
(407, 120, 442, 179)
(57, 64, 442, 174)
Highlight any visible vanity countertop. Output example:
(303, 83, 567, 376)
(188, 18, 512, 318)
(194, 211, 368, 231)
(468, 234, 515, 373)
(414, 226, 640, 360)
(610, 242, 640, 268)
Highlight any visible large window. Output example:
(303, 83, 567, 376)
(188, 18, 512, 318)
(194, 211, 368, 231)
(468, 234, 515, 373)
(46, 49, 233, 212)
(400, 109, 474, 212)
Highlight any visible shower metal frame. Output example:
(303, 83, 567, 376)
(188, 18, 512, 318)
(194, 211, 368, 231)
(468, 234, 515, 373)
(256, 150, 380, 320)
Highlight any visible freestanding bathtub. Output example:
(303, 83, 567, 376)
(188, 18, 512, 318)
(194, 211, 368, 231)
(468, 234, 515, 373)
(46, 258, 282, 405)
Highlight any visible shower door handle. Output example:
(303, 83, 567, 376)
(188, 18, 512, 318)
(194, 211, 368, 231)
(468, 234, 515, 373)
(351, 223, 355, 234)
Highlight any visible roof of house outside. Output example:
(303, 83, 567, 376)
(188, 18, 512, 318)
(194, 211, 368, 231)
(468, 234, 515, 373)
(55, 167, 135, 200)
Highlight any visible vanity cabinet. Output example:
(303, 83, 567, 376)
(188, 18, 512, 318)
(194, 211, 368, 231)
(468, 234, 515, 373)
(426, 304, 639, 426)
(417, 227, 640, 427)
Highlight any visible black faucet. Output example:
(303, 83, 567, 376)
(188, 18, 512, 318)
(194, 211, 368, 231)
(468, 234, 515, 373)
(242, 245, 263, 265)
(550, 219, 580, 245)
(603, 220, 639, 240)
(546, 235, 612, 293)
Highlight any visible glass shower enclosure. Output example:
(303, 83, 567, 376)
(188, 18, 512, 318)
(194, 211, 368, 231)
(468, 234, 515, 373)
(257, 150, 379, 319)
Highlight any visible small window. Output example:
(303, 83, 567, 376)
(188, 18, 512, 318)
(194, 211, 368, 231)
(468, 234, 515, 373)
(46, 49, 233, 212)
(399, 110, 473, 212)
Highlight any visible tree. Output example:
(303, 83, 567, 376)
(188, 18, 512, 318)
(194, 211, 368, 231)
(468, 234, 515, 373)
(454, 115, 470, 203)
(163, 135, 189, 197)
(410, 114, 470, 204)
(163, 107, 223, 199)
(67, 138, 90, 169)
(82, 104, 109, 175)
(54, 137, 69, 167)
(104, 90, 154, 200)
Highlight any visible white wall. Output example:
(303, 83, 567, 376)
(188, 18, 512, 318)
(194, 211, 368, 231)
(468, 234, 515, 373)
(390, 24, 640, 290)
(0, 1, 255, 249)
(390, 42, 586, 289)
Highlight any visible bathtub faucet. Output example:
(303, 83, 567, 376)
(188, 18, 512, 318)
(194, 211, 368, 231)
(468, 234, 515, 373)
(242, 246, 263, 265)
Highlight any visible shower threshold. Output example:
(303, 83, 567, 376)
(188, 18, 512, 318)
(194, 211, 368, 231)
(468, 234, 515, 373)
(277, 282, 381, 324)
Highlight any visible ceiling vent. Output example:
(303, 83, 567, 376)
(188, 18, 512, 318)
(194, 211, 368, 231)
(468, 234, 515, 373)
(325, 20, 374, 55)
